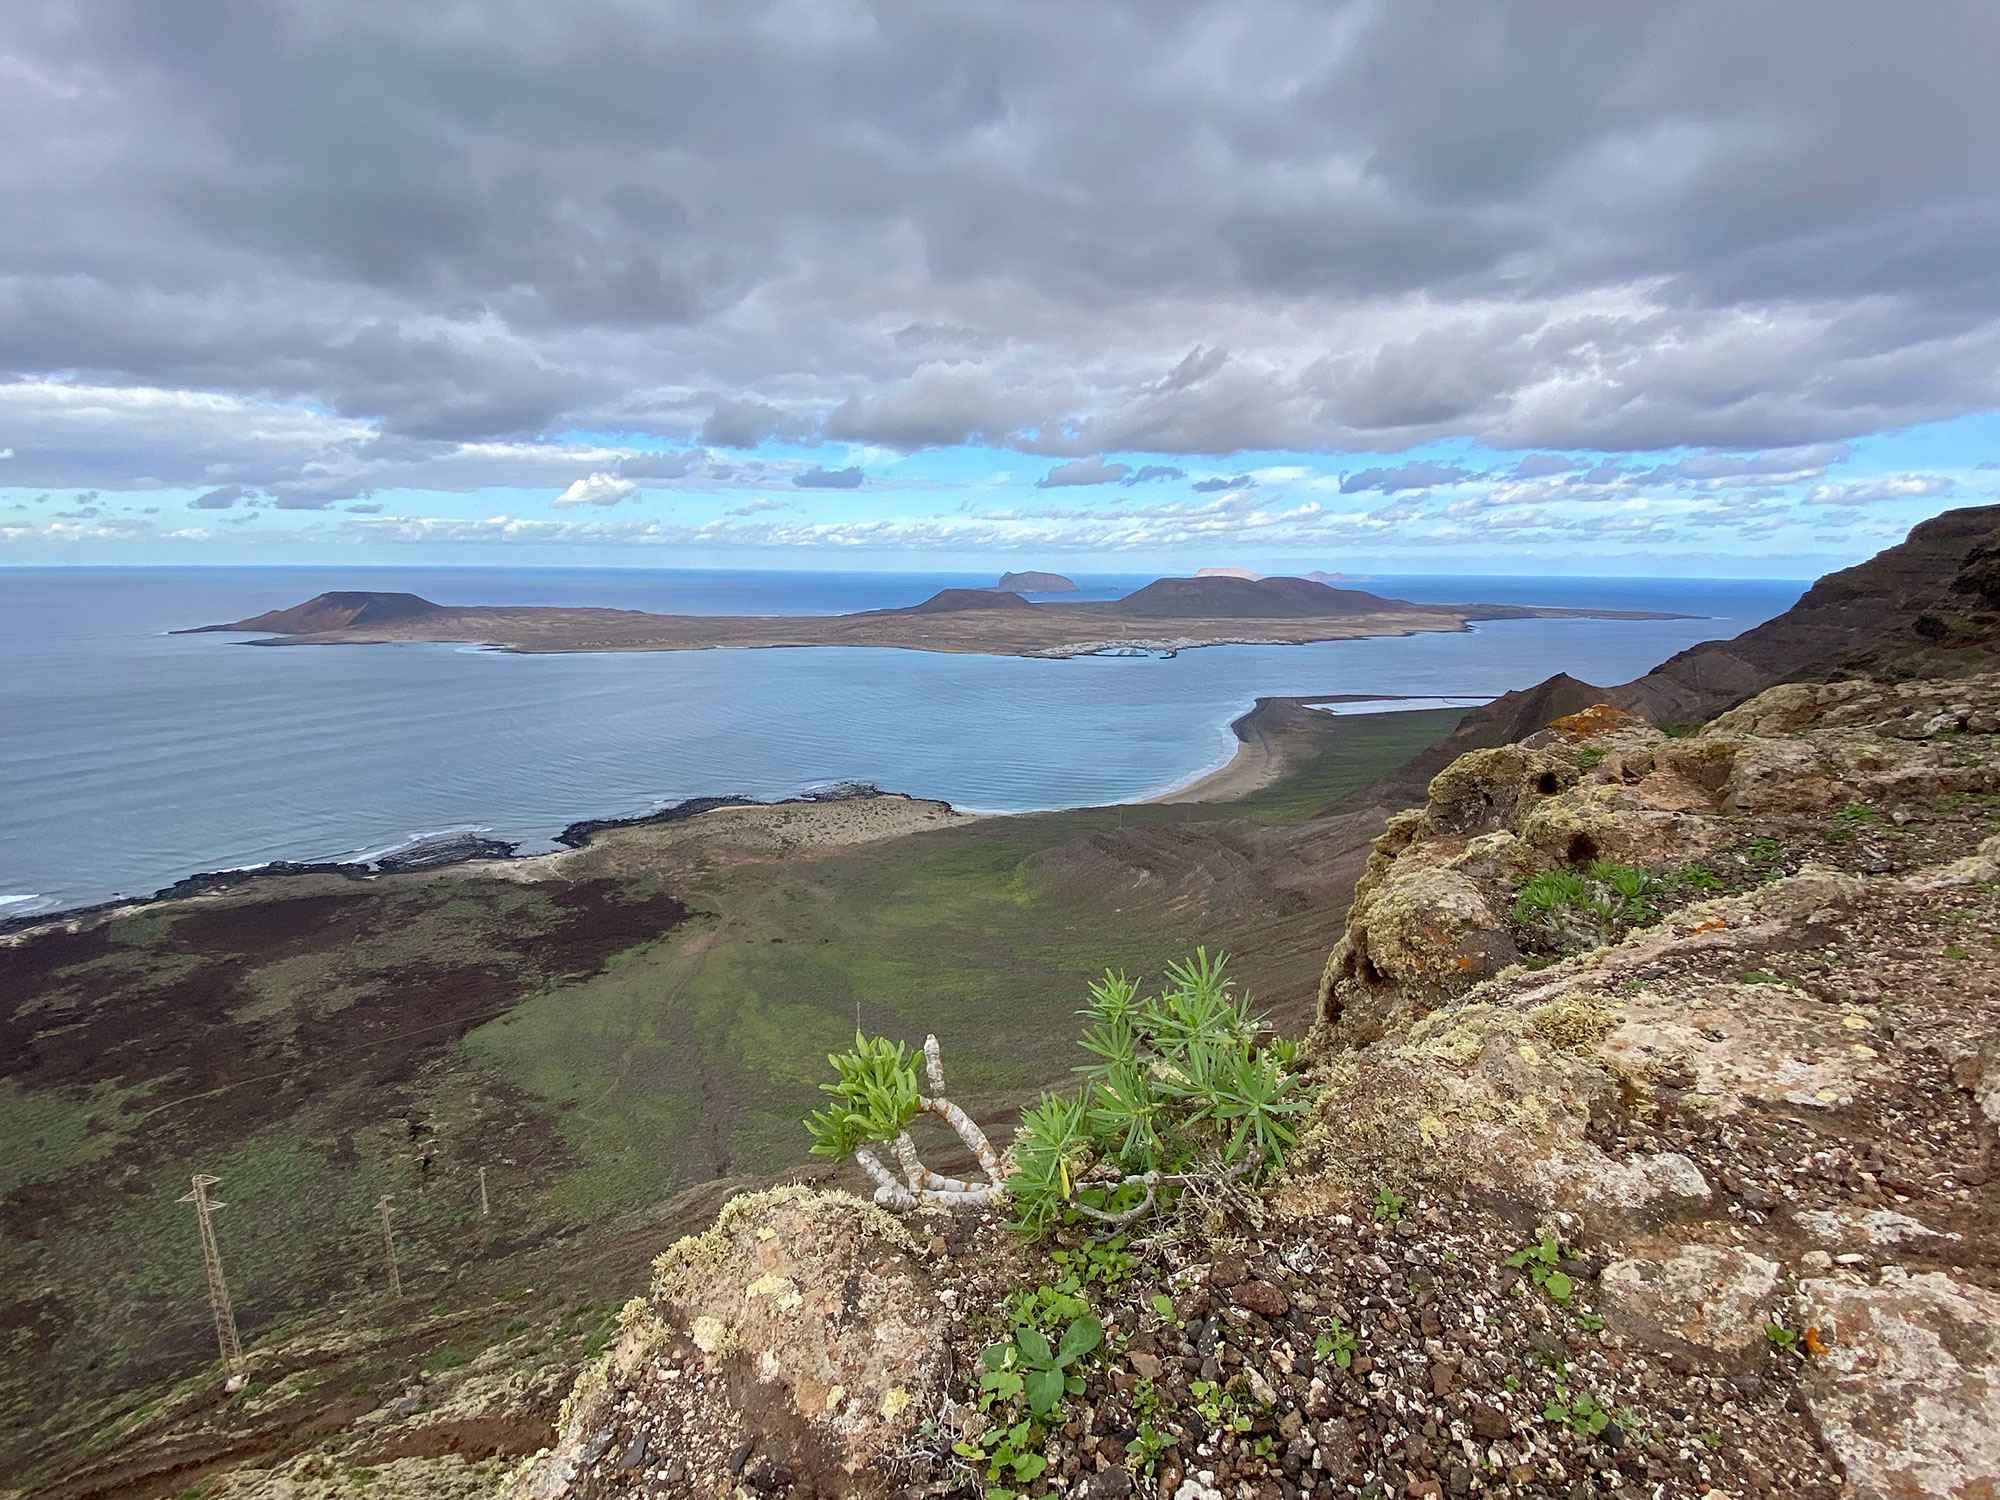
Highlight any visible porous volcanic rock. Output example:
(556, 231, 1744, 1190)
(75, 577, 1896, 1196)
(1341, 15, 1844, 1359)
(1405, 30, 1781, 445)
(1597, 1245, 1782, 1362)
(503, 1187, 947, 1498)
(1797, 1270, 2000, 1500)
(1318, 672, 2000, 1038)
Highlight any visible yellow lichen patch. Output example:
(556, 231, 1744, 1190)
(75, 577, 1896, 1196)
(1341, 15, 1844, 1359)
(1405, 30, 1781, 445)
(1398, 1004, 1495, 1066)
(690, 1315, 730, 1355)
(745, 1273, 803, 1312)
(880, 1386, 910, 1419)
(616, 1295, 652, 1331)
(825, 1384, 846, 1412)
(1530, 994, 1617, 1052)
(1517, 1042, 1543, 1067)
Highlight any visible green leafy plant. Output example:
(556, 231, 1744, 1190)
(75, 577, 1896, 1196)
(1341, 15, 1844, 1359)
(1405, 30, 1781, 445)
(1313, 1317, 1357, 1369)
(1049, 1237, 1137, 1296)
(1544, 1389, 1611, 1438)
(1128, 1376, 1174, 1473)
(804, 1032, 921, 1159)
(1514, 869, 1586, 917)
(980, 1313, 1104, 1416)
(954, 1417, 1046, 1492)
(1004, 1278, 1091, 1339)
(1576, 1313, 1605, 1333)
(1151, 1293, 1182, 1328)
(1741, 969, 1785, 986)
(1371, 1187, 1406, 1222)
(1010, 950, 1307, 1234)
(1507, 1231, 1574, 1306)
(808, 951, 1305, 1238)
(1577, 746, 1607, 770)
(1658, 721, 1701, 738)
(1589, 860, 1666, 922)
(1835, 802, 1883, 823)
(1513, 864, 1668, 946)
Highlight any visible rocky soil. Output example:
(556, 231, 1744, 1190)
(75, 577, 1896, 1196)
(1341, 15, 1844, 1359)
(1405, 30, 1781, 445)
(500, 670, 2000, 1499)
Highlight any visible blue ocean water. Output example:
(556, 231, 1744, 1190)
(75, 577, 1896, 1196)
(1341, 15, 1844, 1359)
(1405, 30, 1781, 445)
(0, 567, 1805, 912)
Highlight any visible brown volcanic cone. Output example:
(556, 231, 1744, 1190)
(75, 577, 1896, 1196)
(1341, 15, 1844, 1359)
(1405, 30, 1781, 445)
(1107, 574, 1421, 618)
(184, 591, 445, 634)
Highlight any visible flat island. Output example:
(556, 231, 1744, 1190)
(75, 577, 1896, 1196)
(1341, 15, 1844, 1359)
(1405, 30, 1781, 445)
(186, 574, 1685, 658)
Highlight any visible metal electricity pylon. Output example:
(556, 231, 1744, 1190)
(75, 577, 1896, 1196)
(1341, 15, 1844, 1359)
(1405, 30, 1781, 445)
(378, 1194, 402, 1299)
(178, 1174, 242, 1375)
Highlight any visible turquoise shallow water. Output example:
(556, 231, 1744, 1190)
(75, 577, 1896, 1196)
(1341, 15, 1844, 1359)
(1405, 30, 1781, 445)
(0, 567, 1804, 911)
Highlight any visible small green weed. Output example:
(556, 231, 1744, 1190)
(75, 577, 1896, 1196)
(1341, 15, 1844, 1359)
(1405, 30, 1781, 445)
(1506, 1230, 1574, 1306)
(978, 1312, 1103, 1417)
(1577, 746, 1607, 770)
(1741, 970, 1785, 985)
(1835, 803, 1882, 823)
(1371, 1187, 1407, 1222)
(1049, 1237, 1137, 1296)
(1190, 1378, 1254, 1432)
(955, 1416, 1048, 1492)
(1544, 1389, 1612, 1438)
(1677, 864, 1723, 891)
(1312, 1317, 1358, 1369)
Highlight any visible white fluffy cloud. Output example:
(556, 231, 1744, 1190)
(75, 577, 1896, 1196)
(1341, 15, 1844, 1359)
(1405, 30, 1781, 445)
(551, 473, 640, 508)
(1805, 473, 1954, 506)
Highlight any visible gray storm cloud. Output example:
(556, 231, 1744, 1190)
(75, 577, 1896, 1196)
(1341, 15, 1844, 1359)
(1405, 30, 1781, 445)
(3, 0, 1999, 483)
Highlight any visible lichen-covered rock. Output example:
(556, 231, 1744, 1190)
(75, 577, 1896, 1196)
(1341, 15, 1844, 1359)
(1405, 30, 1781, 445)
(1597, 1245, 1781, 1361)
(505, 1186, 945, 1498)
(1798, 1270, 2000, 1499)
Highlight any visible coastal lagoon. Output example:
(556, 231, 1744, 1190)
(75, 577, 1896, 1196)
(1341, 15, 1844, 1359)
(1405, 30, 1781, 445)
(0, 567, 1804, 912)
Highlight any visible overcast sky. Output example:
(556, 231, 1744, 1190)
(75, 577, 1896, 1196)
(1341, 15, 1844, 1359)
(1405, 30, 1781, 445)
(5, 0, 2000, 572)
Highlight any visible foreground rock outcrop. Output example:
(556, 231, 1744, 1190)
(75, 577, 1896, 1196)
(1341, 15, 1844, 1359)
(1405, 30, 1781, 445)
(1292, 671, 2000, 1498)
(504, 1187, 952, 1499)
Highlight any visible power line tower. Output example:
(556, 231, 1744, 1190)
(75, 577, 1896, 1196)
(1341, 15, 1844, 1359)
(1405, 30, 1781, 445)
(178, 1174, 243, 1380)
(378, 1194, 402, 1300)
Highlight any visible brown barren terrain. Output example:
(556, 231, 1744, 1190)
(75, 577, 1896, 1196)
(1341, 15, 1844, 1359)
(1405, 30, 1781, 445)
(184, 574, 1679, 659)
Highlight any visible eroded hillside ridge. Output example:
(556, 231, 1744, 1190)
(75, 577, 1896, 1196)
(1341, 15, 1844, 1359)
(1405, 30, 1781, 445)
(502, 672, 1998, 1500)
(1354, 503, 2000, 811)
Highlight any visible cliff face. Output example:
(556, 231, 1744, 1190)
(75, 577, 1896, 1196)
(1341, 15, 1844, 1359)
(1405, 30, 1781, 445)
(1299, 670, 2000, 1497)
(1615, 504, 2000, 724)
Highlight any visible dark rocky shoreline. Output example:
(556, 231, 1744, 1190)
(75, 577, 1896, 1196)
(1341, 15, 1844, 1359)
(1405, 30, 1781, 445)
(0, 783, 898, 939)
